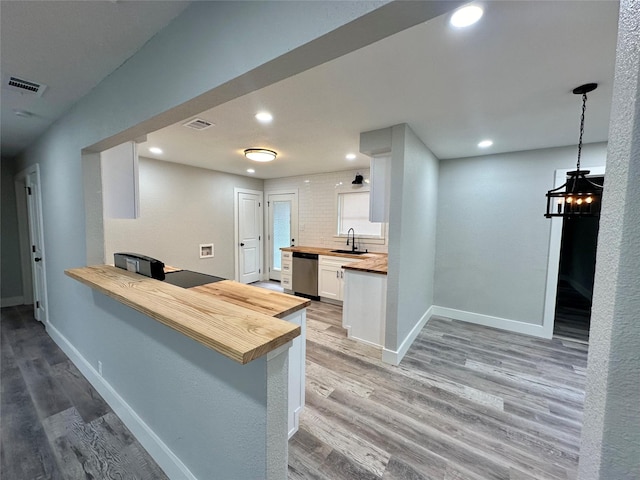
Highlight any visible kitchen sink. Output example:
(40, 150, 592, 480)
(331, 249, 368, 255)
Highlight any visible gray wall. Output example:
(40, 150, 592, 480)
(104, 157, 263, 279)
(1, 159, 23, 303)
(386, 124, 439, 352)
(579, 1, 640, 477)
(435, 143, 608, 326)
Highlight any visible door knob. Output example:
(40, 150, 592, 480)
(34, 257, 42, 262)
(240, 243, 245, 247)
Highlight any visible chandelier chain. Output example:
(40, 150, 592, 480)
(576, 92, 587, 171)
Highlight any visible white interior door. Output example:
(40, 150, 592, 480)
(17, 165, 48, 322)
(237, 190, 263, 284)
(267, 192, 298, 281)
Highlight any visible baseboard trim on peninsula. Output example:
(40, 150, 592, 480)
(45, 321, 197, 480)
(1, 296, 24, 307)
(431, 306, 548, 338)
(382, 306, 433, 366)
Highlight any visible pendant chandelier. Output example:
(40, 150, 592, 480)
(545, 83, 604, 218)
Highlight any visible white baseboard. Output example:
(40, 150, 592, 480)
(1, 296, 24, 307)
(382, 306, 432, 366)
(431, 306, 548, 338)
(45, 322, 197, 480)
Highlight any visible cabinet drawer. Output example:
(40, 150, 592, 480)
(281, 263, 292, 273)
(282, 251, 293, 261)
(281, 274, 292, 289)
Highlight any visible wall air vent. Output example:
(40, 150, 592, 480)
(183, 118, 214, 130)
(3, 75, 47, 97)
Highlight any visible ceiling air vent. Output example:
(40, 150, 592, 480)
(183, 118, 214, 130)
(3, 75, 47, 97)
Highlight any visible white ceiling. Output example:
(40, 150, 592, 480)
(0, 0, 190, 159)
(1, 1, 619, 179)
(142, 1, 619, 179)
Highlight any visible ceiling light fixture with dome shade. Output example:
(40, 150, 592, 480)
(545, 83, 604, 219)
(244, 148, 277, 162)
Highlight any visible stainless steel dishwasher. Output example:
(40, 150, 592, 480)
(292, 252, 319, 299)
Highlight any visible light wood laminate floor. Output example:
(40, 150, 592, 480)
(2, 292, 588, 480)
(1, 305, 168, 480)
(288, 297, 588, 480)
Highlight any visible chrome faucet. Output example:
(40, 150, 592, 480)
(346, 228, 356, 252)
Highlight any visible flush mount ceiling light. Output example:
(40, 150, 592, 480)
(244, 148, 277, 162)
(149, 147, 163, 154)
(478, 139, 493, 148)
(246, 168, 255, 174)
(255, 111, 273, 123)
(545, 83, 604, 219)
(346, 153, 357, 160)
(450, 5, 483, 28)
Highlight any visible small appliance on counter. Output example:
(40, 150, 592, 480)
(114, 252, 165, 280)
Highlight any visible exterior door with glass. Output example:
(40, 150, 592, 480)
(267, 192, 298, 281)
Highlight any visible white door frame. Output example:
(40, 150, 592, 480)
(266, 189, 299, 281)
(234, 187, 264, 282)
(541, 165, 605, 338)
(14, 164, 49, 324)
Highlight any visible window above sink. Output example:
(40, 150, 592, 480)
(335, 186, 386, 246)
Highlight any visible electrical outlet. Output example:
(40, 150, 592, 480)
(98, 361, 103, 376)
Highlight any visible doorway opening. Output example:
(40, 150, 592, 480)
(553, 175, 603, 343)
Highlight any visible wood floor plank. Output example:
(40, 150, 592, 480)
(51, 359, 111, 423)
(1, 305, 168, 479)
(281, 290, 588, 480)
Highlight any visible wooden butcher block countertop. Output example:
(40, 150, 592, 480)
(281, 246, 387, 260)
(342, 255, 387, 275)
(191, 281, 310, 319)
(65, 265, 302, 364)
(282, 246, 387, 274)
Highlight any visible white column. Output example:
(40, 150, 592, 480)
(579, 1, 640, 478)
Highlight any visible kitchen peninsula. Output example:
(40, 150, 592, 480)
(281, 247, 388, 348)
(65, 264, 309, 479)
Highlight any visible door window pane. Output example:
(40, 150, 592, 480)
(273, 200, 291, 269)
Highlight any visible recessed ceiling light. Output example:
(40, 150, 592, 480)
(346, 153, 356, 160)
(149, 147, 163, 154)
(255, 111, 273, 123)
(244, 148, 277, 162)
(450, 5, 483, 28)
(478, 140, 493, 148)
(247, 168, 255, 174)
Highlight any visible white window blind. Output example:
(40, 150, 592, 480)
(337, 191, 383, 237)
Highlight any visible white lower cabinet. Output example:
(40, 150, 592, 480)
(342, 269, 387, 348)
(281, 251, 293, 292)
(318, 255, 357, 302)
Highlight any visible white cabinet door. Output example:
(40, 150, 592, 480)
(318, 255, 357, 301)
(318, 262, 341, 300)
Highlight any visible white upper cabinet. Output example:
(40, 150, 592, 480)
(101, 141, 139, 219)
(360, 127, 392, 223)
